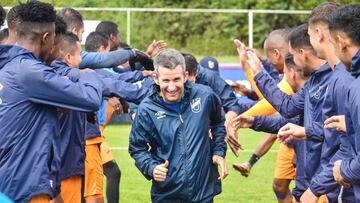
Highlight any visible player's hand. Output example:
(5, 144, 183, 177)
(225, 125, 243, 157)
(246, 47, 265, 62)
(212, 155, 228, 181)
(300, 188, 319, 203)
(79, 68, 94, 74)
(107, 97, 124, 115)
(230, 82, 252, 96)
(130, 49, 154, 71)
(324, 115, 347, 132)
(333, 160, 351, 188)
(231, 115, 255, 129)
(153, 160, 169, 182)
(234, 39, 263, 76)
(277, 123, 306, 144)
(142, 70, 153, 77)
(146, 40, 167, 58)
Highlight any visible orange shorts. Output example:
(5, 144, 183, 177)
(60, 176, 82, 203)
(99, 101, 115, 133)
(28, 195, 50, 203)
(84, 142, 104, 200)
(317, 195, 328, 203)
(101, 139, 115, 165)
(274, 143, 296, 180)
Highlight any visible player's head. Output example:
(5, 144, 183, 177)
(0, 6, 6, 29)
(308, 2, 341, 59)
(328, 4, 360, 69)
(16, 1, 57, 63)
(58, 8, 84, 42)
(95, 20, 120, 51)
(153, 49, 188, 104)
(199, 56, 219, 75)
(85, 31, 110, 52)
(288, 24, 318, 75)
(45, 15, 67, 64)
(263, 28, 290, 73)
(283, 53, 310, 92)
(59, 32, 82, 68)
(4, 5, 20, 45)
(181, 52, 198, 83)
(7, 5, 20, 32)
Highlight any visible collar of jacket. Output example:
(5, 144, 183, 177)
(350, 49, 360, 77)
(312, 62, 331, 76)
(150, 81, 193, 113)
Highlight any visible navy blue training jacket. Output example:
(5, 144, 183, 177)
(80, 49, 134, 69)
(51, 59, 147, 187)
(129, 82, 227, 202)
(254, 63, 332, 196)
(0, 45, 103, 202)
(310, 63, 355, 201)
(341, 49, 360, 202)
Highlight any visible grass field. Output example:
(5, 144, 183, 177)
(103, 125, 285, 203)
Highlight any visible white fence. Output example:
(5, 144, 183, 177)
(3, 7, 311, 48)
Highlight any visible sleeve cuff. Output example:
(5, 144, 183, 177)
(253, 70, 267, 81)
(251, 116, 262, 131)
(309, 184, 323, 197)
(145, 164, 157, 180)
(340, 159, 353, 183)
(213, 150, 226, 158)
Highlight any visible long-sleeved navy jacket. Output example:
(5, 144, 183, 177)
(262, 59, 282, 83)
(129, 82, 226, 202)
(341, 49, 360, 202)
(310, 63, 355, 201)
(51, 60, 147, 187)
(254, 63, 332, 196)
(196, 65, 241, 114)
(79, 49, 134, 69)
(0, 45, 103, 202)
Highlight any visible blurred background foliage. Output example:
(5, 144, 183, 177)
(2, 0, 359, 56)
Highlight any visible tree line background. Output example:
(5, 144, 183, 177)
(2, 0, 358, 57)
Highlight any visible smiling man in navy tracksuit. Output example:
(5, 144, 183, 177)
(129, 49, 228, 202)
(324, 4, 360, 202)
(0, 2, 104, 202)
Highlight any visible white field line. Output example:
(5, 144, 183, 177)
(110, 146, 278, 153)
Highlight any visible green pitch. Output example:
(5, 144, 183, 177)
(104, 125, 284, 203)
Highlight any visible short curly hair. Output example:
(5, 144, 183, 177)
(16, 1, 56, 40)
(0, 6, 6, 28)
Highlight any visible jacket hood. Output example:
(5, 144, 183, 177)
(351, 49, 360, 77)
(0, 45, 34, 70)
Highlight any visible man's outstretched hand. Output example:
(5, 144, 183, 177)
(277, 123, 306, 144)
(146, 40, 167, 58)
(324, 115, 347, 132)
(213, 155, 228, 181)
(231, 115, 255, 129)
(233, 39, 264, 76)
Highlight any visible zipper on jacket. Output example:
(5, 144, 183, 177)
(179, 114, 184, 123)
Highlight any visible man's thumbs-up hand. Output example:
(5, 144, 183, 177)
(153, 160, 169, 182)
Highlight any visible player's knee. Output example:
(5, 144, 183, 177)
(272, 179, 288, 194)
(104, 160, 121, 180)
